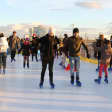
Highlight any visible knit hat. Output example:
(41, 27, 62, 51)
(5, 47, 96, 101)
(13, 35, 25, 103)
(48, 27, 55, 35)
(73, 28, 79, 33)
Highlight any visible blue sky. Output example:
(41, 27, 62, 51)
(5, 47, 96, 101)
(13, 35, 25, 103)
(0, 0, 112, 28)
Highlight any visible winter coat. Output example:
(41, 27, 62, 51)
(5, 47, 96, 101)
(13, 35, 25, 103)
(65, 36, 89, 57)
(39, 34, 57, 62)
(19, 41, 31, 56)
(100, 44, 112, 65)
(0, 37, 9, 53)
(8, 35, 20, 51)
(95, 38, 108, 59)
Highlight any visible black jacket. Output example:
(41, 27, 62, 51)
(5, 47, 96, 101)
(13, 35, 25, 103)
(39, 34, 57, 61)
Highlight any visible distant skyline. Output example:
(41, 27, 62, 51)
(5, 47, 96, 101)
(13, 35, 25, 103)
(0, 0, 112, 28)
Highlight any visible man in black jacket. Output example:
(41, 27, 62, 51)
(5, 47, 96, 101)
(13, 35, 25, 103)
(39, 27, 57, 89)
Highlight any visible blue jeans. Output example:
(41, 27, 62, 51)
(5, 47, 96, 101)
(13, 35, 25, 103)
(69, 56, 80, 78)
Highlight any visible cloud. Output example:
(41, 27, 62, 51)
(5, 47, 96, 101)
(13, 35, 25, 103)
(75, 1, 102, 9)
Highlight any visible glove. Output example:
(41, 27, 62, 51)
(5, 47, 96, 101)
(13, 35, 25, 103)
(87, 53, 90, 59)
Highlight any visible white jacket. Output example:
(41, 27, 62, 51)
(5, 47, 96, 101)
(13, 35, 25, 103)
(0, 37, 9, 53)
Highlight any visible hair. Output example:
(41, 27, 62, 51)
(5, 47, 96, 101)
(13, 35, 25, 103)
(0, 33, 4, 37)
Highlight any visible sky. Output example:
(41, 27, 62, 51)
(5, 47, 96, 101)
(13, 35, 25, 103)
(0, 0, 112, 38)
(0, 0, 112, 28)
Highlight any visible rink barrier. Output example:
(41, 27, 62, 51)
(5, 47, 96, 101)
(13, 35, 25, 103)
(66, 57, 98, 65)
(80, 57, 98, 64)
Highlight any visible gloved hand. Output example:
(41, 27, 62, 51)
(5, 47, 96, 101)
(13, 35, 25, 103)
(87, 53, 90, 59)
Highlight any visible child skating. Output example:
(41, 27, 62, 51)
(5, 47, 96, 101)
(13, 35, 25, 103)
(94, 41, 112, 84)
(19, 38, 31, 69)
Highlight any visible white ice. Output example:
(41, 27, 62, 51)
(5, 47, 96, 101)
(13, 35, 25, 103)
(0, 55, 112, 112)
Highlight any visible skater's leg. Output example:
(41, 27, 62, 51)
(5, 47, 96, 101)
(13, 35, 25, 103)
(40, 60, 47, 84)
(104, 64, 108, 77)
(69, 56, 74, 84)
(99, 64, 104, 78)
(104, 64, 108, 83)
(35, 53, 38, 62)
(0, 54, 2, 74)
(11, 50, 16, 61)
(75, 56, 81, 86)
(27, 56, 29, 68)
(75, 56, 80, 81)
(2, 53, 7, 74)
(32, 53, 34, 61)
(23, 56, 26, 68)
(95, 64, 103, 84)
(48, 58, 54, 85)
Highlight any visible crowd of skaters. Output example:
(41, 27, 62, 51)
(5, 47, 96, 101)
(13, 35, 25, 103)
(0, 27, 112, 89)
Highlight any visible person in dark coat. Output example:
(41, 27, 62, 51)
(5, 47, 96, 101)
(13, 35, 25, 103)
(64, 28, 90, 87)
(39, 27, 57, 89)
(94, 40, 112, 84)
(18, 38, 31, 68)
(31, 34, 39, 62)
(8, 31, 20, 62)
(108, 35, 112, 71)
(94, 34, 108, 71)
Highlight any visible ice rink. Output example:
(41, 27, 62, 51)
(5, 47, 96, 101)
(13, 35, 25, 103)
(0, 55, 112, 112)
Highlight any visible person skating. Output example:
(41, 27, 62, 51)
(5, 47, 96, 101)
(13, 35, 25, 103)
(18, 38, 31, 69)
(31, 34, 39, 62)
(94, 41, 112, 84)
(94, 34, 108, 71)
(59, 34, 68, 68)
(64, 28, 90, 87)
(108, 35, 112, 71)
(39, 27, 57, 89)
(0, 33, 9, 74)
(8, 31, 20, 62)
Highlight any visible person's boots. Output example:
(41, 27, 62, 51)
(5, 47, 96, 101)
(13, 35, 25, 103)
(39, 82, 43, 88)
(94, 77, 101, 84)
(71, 76, 74, 85)
(104, 76, 108, 84)
(50, 83, 55, 89)
(96, 66, 99, 72)
(76, 76, 81, 87)
(23, 62, 26, 68)
(27, 63, 29, 68)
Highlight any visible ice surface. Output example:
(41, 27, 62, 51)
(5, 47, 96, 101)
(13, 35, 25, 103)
(0, 55, 112, 112)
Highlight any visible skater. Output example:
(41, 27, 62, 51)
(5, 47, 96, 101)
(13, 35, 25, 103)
(108, 35, 112, 71)
(8, 31, 20, 62)
(59, 34, 68, 68)
(39, 27, 57, 89)
(18, 38, 31, 69)
(94, 40, 112, 84)
(31, 34, 39, 62)
(0, 33, 9, 74)
(94, 34, 108, 71)
(64, 28, 90, 87)
(54, 36, 60, 59)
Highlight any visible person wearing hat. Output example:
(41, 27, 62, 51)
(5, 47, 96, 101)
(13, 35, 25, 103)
(64, 28, 90, 87)
(31, 34, 39, 62)
(39, 27, 57, 89)
(18, 37, 31, 68)
(0, 33, 9, 74)
(8, 31, 20, 62)
(94, 34, 108, 71)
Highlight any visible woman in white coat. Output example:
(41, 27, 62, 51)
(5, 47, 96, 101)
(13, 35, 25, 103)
(0, 33, 9, 74)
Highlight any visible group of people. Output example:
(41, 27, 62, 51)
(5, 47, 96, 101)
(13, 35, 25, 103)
(0, 27, 112, 89)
